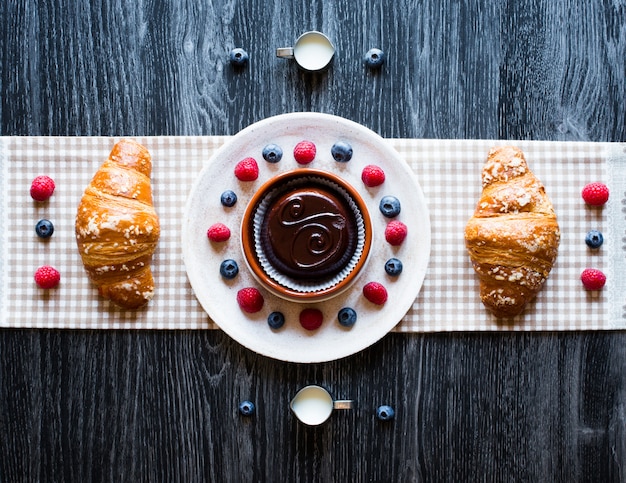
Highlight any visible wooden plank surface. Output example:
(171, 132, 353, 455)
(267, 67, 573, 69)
(1, 0, 625, 481)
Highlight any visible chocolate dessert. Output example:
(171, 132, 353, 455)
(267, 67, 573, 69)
(242, 169, 372, 302)
(260, 182, 358, 280)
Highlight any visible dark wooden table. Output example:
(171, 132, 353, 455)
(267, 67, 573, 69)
(2, 1, 625, 481)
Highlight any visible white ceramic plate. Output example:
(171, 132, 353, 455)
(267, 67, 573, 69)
(182, 113, 430, 363)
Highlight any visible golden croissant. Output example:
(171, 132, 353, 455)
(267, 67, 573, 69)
(76, 139, 160, 309)
(464, 146, 560, 318)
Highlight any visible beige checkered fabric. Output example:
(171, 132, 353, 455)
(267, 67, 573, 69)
(1, 137, 623, 331)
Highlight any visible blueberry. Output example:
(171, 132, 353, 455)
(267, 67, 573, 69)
(376, 405, 395, 421)
(229, 48, 249, 67)
(331, 141, 353, 163)
(35, 219, 54, 239)
(262, 144, 283, 163)
(220, 190, 237, 207)
(220, 259, 239, 279)
(267, 311, 285, 329)
(338, 307, 357, 327)
(238, 400, 255, 416)
(585, 230, 603, 249)
(384, 258, 403, 276)
(364, 48, 385, 69)
(379, 196, 401, 218)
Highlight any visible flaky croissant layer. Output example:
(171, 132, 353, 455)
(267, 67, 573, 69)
(76, 139, 160, 309)
(464, 146, 560, 318)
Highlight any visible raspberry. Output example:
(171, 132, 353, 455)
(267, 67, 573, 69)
(207, 223, 231, 242)
(581, 182, 609, 206)
(236, 287, 264, 313)
(580, 268, 606, 291)
(293, 141, 316, 164)
(34, 265, 60, 289)
(30, 175, 55, 201)
(234, 157, 259, 181)
(361, 165, 385, 187)
(363, 282, 388, 305)
(299, 308, 323, 330)
(384, 220, 408, 246)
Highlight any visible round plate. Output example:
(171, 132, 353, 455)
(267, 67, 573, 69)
(182, 113, 430, 363)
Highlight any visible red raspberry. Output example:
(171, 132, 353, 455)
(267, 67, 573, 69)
(236, 287, 264, 313)
(385, 220, 408, 246)
(30, 175, 56, 201)
(361, 165, 385, 187)
(234, 157, 259, 181)
(207, 223, 231, 242)
(299, 308, 323, 330)
(580, 268, 606, 291)
(293, 141, 316, 164)
(581, 182, 609, 206)
(34, 265, 60, 289)
(363, 282, 388, 305)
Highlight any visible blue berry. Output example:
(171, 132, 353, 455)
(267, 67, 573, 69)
(220, 190, 237, 207)
(379, 196, 401, 218)
(338, 307, 357, 327)
(331, 141, 353, 162)
(220, 259, 239, 279)
(364, 48, 385, 69)
(229, 48, 249, 67)
(267, 311, 285, 329)
(585, 230, 603, 249)
(238, 400, 255, 416)
(384, 258, 403, 276)
(262, 144, 283, 163)
(35, 219, 54, 239)
(376, 405, 395, 421)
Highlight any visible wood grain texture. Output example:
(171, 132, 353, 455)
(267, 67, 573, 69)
(1, 0, 626, 481)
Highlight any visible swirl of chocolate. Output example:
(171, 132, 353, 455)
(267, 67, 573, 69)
(260, 183, 358, 280)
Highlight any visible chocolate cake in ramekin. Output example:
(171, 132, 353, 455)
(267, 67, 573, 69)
(241, 169, 372, 302)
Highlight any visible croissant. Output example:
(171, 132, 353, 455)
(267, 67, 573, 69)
(75, 139, 160, 309)
(464, 146, 560, 318)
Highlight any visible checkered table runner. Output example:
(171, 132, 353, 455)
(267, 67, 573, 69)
(1, 136, 624, 331)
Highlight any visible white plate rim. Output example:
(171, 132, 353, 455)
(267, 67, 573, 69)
(182, 112, 431, 363)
